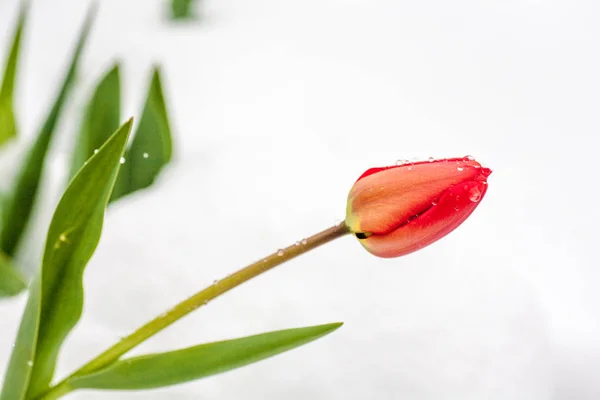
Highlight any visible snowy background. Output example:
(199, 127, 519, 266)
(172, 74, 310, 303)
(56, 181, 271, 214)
(0, 0, 599, 399)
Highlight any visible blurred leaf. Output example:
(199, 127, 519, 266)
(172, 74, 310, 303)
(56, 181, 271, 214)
(70, 322, 342, 390)
(0, 250, 26, 296)
(0, 2, 27, 147)
(170, 0, 196, 20)
(0, 120, 132, 399)
(0, 274, 40, 400)
(111, 67, 173, 202)
(70, 64, 121, 179)
(0, 8, 94, 258)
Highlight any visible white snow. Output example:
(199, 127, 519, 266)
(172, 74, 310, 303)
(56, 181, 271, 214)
(1, 0, 600, 399)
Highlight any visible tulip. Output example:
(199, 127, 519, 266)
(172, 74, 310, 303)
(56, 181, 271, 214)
(345, 157, 491, 258)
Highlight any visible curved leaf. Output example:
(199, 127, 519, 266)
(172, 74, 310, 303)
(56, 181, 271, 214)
(70, 322, 342, 390)
(0, 119, 132, 399)
(111, 67, 173, 202)
(0, 7, 94, 257)
(69, 64, 121, 179)
(0, 2, 27, 147)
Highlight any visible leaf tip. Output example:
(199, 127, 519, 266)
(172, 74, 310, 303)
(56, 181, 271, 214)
(325, 322, 344, 331)
(108, 63, 121, 76)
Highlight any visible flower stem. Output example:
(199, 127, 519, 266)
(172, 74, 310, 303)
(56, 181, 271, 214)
(37, 222, 349, 399)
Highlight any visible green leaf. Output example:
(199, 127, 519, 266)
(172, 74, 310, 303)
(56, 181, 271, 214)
(69, 64, 121, 179)
(0, 250, 26, 296)
(0, 2, 27, 147)
(0, 119, 133, 399)
(111, 67, 173, 202)
(0, 7, 94, 258)
(69, 322, 342, 390)
(170, 0, 196, 20)
(0, 275, 40, 400)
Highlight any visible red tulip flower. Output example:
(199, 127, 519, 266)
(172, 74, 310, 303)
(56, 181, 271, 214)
(345, 157, 491, 258)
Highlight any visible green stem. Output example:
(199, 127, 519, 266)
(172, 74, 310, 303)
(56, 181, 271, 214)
(37, 222, 349, 399)
(34, 382, 72, 400)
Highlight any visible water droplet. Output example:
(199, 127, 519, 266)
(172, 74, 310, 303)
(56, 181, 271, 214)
(428, 157, 434, 162)
(463, 155, 474, 161)
(454, 206, 460, 211)
(143, 152, 149, 158)
(93, 149, 99, 154)
(407, 166, 413, 171)
(27, 360, 33, 367)
(457, 167, 464, 171)
(119, 157, 126, 164)
(203, 300, 209, 305)
(295, 241, 301, 246)
(469, 187, 481, 202)
(213, 279, 219, 285)
(431, 200, 438, 206)
(59, 233, 68, 243)
(301, 239, 308, 245)
(277, 249, 284, 256)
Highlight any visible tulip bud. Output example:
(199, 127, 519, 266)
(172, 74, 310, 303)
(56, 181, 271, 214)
(345, 157, 491, 258)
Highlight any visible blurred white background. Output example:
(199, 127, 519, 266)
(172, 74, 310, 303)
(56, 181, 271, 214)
(1, 0, 599, 399)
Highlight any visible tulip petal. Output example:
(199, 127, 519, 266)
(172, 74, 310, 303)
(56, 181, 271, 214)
(347, 158, 487, 235)
(359, 180, 488, 258)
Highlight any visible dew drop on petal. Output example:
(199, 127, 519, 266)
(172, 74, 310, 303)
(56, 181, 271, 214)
(457, 167, 464, 171)
(143, 153, 149, 159)
(277, 249, 284, 256)
(301, 239, 308, 245)
(431, 200, 438, 206)
(120, 157, 126, 164)
(27, 361, 33, 367)
(428, 157, 434, 162)
(469, 187, 482, 202)
(407, 166, 413, 171)
(463, 155, 474, 161)
(93, 149, 99, 154)
(454, 206, 460, 211)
